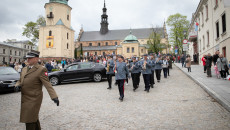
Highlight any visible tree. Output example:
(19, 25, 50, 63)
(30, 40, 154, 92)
(166, 13, 189, 54)
(147, 29, 165, 54)
(22, 15, 45, 45)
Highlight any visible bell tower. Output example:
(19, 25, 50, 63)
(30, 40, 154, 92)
(39, 0, 75, 59)
(100, 0, 109, 34)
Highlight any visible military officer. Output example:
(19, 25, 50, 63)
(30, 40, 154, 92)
(130, 57, 141, 91)
(15, 50, 59, 130)
(105, 55, 115, 89)
(141, 54, 152, 92)
(150, 54, 156, 88)
(114, 55, 130, 101)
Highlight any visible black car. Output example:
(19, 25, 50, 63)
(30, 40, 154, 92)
(48, 62, 107, 85)
(0, 67, 20, 93)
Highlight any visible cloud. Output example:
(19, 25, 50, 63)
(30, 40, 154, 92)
(0, 0, 200, 42)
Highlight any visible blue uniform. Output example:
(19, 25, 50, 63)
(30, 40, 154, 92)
(140, 59, 152, 92)
(130, 61, 141, 90)
(105, 59, 115, 89)
(155, 59, 163, 81)
(150, 59, 156, 87)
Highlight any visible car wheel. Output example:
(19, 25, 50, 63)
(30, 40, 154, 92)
(93, 73, 102, 82)
(50, 76, 60, 86)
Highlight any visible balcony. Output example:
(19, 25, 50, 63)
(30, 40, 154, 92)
(47, 14, 54, 18)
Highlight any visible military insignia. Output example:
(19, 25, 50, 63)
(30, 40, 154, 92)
(45, 72, 48, 76)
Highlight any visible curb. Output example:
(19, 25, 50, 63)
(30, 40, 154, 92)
(174, 63, 230, 112)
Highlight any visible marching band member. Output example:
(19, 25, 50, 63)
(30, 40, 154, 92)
(130, 57, 141, 91)
(105, 55, 114, 89)
(141, 54, 152, 92)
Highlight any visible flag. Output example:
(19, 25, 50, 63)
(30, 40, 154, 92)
(195, 22, 199, 31)
(223, 0, 230, 7)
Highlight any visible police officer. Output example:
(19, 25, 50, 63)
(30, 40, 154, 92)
(150, 54, 156, 88)
(130, 57, 141, 91)
(15, 50, 59, 130)
(114, 55, 130, 101)
(105, 55, 114, 89)
(141, 54, 152, 92)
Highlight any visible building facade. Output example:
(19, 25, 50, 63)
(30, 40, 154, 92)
(188, 0, 230, 64)
(76, 1, 169, 58)
(39, 0, 75, 60)
(0, 40, 32, 65)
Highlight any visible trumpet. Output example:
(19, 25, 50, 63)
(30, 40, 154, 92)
(143, 60, 147, 70)
(107, 61, 110, 72)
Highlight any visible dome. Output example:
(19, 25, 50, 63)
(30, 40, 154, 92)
(123, 30, 138, 43)
(49, 0, 68, 5)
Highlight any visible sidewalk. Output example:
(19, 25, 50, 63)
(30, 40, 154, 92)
(174, 63, 230, 112)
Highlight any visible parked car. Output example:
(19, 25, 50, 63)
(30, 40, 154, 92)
(0, 67, 20, 93)
(48, 62, 107, 85)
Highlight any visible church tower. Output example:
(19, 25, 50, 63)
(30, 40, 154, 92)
(100, 0, 109, 34)
(39, 0, 75, 59)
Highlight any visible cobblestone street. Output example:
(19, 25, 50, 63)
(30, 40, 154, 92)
(1, 65, 230, 130)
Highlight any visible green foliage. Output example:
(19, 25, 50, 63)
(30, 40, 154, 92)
(22, 15, 46, 45)
(166, 13, 189, 54)
(147, 30, 165, 53)
(52, 69, 60, 72)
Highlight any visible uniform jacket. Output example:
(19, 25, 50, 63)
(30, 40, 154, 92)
(151, 59, 156, 71)
(15, 64, 58, 123)
(162, 60, 169, 68)
(114, 62, 129, 80)
(155, 60, 163, 70)
(137, 60, 142, 73)
(217, 57, 229, 71)
(105, 59, 115, 74)
(140, 59, 152, 74)
(129, 61, 141, 74)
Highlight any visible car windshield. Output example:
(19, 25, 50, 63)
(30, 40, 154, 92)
(0, 67, 18, 75)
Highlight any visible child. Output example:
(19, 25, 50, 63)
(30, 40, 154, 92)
(214, 65, 220, 79)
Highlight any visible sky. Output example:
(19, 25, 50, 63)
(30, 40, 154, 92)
(0, 0, 200, 42)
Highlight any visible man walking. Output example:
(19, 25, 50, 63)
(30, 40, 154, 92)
(15, 50, 59, 130)
(105, 55, 114, 89)
(130, 57, 141, 91)
(205, 53, 213, 77)
(141, 54, 152, 92)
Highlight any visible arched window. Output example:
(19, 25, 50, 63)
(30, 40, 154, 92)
(106, 42, 108, 46)
(67, 43, 69, 49)
(67, 33, 69, 39)
(49, 30, 52, 36)
(98, 43, 101, 46)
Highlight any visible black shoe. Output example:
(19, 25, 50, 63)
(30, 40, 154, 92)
(151, 85, 154, 88)
(157, 80, 160, 82)
(119, 97, 123, 101)
(144, 89, 147, 91)
(107, 87, 111, 89)
(137, 85, 139, 88)
(133, 88, 136, 91)
(146, 90, 149, 93)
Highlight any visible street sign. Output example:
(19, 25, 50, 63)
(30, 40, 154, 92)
(183, 39, 188, 44)
(183, 44, 188, 51)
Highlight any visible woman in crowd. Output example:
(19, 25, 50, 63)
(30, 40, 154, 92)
(201, 55, 207, 73)
(186, 55, 191, 72)
(217, 54, 229, 79)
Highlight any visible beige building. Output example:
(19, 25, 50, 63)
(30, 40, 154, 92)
(188, 0, 230, 64)
(76, 1, 169, 57)
(39, 0, 75, 60)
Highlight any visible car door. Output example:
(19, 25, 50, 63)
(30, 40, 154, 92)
(60, 64, 79, 81)
(76, 63, 94, 80)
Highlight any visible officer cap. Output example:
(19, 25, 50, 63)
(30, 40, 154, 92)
(143, 54, 148, 56)
(25, 50, 40, 58)
(132, 57, 136, 59)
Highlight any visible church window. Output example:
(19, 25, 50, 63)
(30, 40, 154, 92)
(67, 15, 69, 20)
(103, 52, 105, 56)
(127, 47, 130, 53)
(67, 43, 69, 49)
(98, 43, 101, 46)
(89, 43, 92, 46)
(67, 33, 69, 39)
(95, 52, 97, 55)
(106, 42, 108, 46)
(49, 31, 52, 36)
(132, 47, 135, 53)
(10, 50, 12, 55)
(115, 42, 117, 45)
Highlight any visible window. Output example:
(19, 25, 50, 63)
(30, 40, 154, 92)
(67, 43, 69, 49)
(95, 52, 97, 55)
(206, 5, 208, 19)
(115, 42, 117, 45)
(201, 12, 204, 24)
(89, 43, 92, 46)
(132, 47, 135, 53)
(103, 52, 105, 56)
(113, 51, 115, 54)
(49, 30, 52, 36)
(10, 50, 12, 55)
(67, 33, 69, 39)
(80, 43, 83, 47)
(216, 21, 220, 38)
(203, 35, 205, 50)
(106, 42, 108, 46)
(28, 46, 29, 49)
(3, 57, 5, 62)
(80, 63, 91, 69)
(67, 64, 78, 71)
(207, 31, 210, 46)
(67, 15, 69, 20)
(19, 51, 21, 56)
(31, 46, 32, 49)
(127, 47, 130, 53)
(3, 49, 5, 54)
(222, 13, 226, 33)
(98, 43, 101, 46)
(49, 42, 51, 47)
(87, 52, 89, 56)
(50, 12, 53, 17)
(15, 51, 17, 56)
(24, 45, 26, 48)
(141, 49, 143, 53)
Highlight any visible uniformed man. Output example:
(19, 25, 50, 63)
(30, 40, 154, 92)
(141, 54, 152, 92)
(15, 50, 59, 130)
(150, 54, 156, 88)
(130, 57, 141, 91)
(105, 55, 114, 89)
(114, 55, 130, 101)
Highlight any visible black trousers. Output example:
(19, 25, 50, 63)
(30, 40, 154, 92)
(117, 80, 125, 98)
(207, 67, 212, 76)
(126, 74, 129, 83)
(138, 72, 141, 85)
(182, 61, 185, 67)
(155, 69, 162, 81)
(150, 70, 155, 86)
(26, 120, 41, 130)
(204, 65, 207, 72)
(187, 67, 191, 72)
(106, 74, 112, 88)
(131, 73, 139, 89)
(163, 68, 168, 78)
(168, 66, 170, 76)
(143, 74, 151, 91)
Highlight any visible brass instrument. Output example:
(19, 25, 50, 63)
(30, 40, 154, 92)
(107, 61, 110, 72)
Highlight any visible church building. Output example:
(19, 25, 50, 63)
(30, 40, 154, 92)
(77, 1, 169, 58)
(39, 0, 75, 60)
